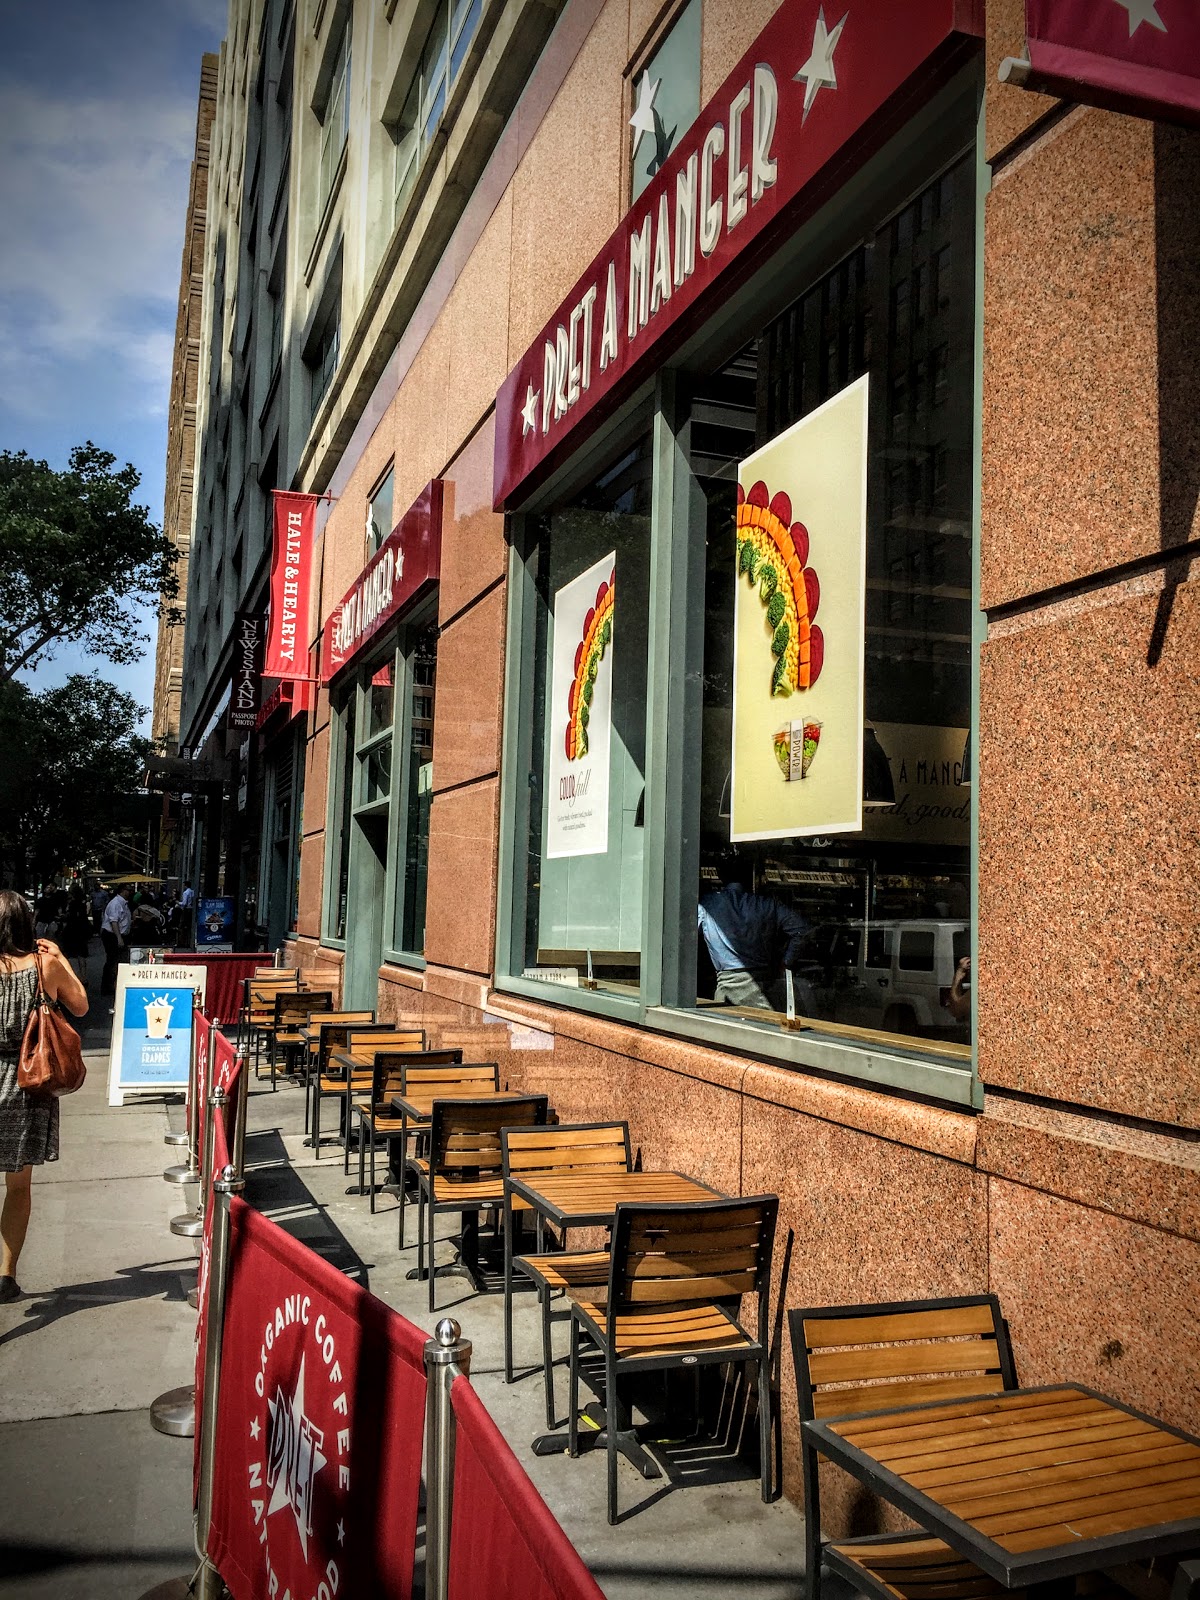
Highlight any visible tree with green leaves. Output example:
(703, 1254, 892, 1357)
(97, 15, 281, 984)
(0, 676, 151, 887)
(0, 443, 178, 685)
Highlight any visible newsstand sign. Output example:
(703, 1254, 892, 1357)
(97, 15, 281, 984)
(493, 0, 982, 508)
(320, 480, 443, 682)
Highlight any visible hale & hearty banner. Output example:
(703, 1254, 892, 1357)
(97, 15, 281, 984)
(731, 375, 868, 841)
(265, 492, 319, 680)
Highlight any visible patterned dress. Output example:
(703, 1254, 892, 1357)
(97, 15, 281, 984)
(0, 965, 59, 1171)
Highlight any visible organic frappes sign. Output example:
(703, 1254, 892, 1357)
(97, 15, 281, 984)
(731, 375, 868, 841)
(107, 963, 207, 1106)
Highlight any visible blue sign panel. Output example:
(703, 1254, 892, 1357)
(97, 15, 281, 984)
(197, 896, 235, 947)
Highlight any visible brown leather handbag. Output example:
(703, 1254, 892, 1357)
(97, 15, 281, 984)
(17, 954, 87, 1098)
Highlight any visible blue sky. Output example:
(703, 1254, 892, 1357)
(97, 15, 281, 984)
(0, 0, 227, 725)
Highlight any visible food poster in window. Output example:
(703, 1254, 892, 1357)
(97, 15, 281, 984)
(545, 551, 617, 859)
(731, 375, 868, 841)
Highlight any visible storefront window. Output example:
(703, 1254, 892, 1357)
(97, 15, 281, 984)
(328, 692, 355, 942)
(630, 0, 701, 203)
(678, 157, 974, 1062)
(396, 620, 438, 956)
(368, 469, 394, 556)
(509, 432, 653, 1001)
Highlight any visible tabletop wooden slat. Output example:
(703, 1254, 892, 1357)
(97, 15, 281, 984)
(509, 1170, 719, 1227)
(389, 1088, 528, 1120)
(815, 1385, 1200, 1583)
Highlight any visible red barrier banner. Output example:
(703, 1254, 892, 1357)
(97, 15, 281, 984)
(194, 1013, 212, 1159)
(207, 1198, 427, 1600)
(1026, 0, 1200, 125)
(265, 492, 319, 681)
(448, 1376, 605, 1600)
(213, 1029, 239, 1100)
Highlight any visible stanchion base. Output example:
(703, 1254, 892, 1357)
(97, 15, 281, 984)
(163, 1164, 199, 1185)
(187, 1286, 200, 1311)
(150, 1385, 195, 1438)
(170, 1211, 203, 1238)
(163, 1130, 188, 1148)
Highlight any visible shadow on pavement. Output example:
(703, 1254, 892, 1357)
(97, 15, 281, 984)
(0, 1539, 194, 1577)
(0, 1259, 194, 1351)
(241, 1130, 372, 1288)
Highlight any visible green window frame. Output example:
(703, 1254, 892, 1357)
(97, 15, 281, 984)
(496, 66, 985, 1109)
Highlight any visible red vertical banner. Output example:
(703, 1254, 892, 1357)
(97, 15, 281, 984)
(265, 492, 319, 681)
(1025, 0, 1200, 123)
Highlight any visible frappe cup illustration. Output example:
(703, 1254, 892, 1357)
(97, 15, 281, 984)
(145, 994, 174, 1040)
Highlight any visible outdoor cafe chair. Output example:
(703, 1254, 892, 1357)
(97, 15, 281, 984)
(265, 989, 333, 1090)
(501, 1122, 632, 1428)
(239, 968, 299, 1059)
(310, 1021, 417, 1155)
(411, 1096, 549, 1312)
(396, 1062, 500, 1247)
(788, 1294, 1018, 1600)
(301, 1012, 375, 1135)
(352, 1049, 465, 1212)
(337, 1029, 427, 1175)
(568, 1194, 778, 1525)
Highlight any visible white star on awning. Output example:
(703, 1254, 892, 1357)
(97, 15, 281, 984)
(520, 382, 539, 437)
(795, 7, 848, 121)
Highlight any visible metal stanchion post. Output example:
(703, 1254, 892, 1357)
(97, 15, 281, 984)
(163, 1012, 196, 1151)
(151, 1083, 225, 1437)
(193, 1165, 244, 1600)
(164, 1011, 204, 1185)
(171, 1016, 214, 1238)
(423, 1317, 473, 1600)
(231, 1049, 248, 1181)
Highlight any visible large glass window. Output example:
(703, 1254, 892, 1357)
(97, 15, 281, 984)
(509, 432, 653, 1001)
(318, 25, 351, 218)
(630, 0, 701, 203)
(368, 468, 394, 555)
(681, 155, 974, 1064)
(395, 620, 438, 956)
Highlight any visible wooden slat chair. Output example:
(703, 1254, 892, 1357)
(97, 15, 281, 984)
(310, 1021, 418, 1157)
(788, 1296, 1019, 1600)
(396, 1062, 500, 1247)
(412, 1096, 548, 1312)
(301, 1012, 375, 1139)
(352, 1049, 466, 1212)
(239, 969, 299, 1060)
(568, 1195, 778, 1525)
(501, 1122, 632, 1428)
(266, 989, 334, 1090)
(337, 1029, 427, 1175)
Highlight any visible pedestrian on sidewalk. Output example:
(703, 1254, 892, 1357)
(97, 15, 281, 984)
(60, 887, 93, 981)
(0, 890, 89, 1303)
(100, 884, 133, 996)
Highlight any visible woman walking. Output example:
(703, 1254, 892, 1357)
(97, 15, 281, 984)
(0, 890, 88, 1302)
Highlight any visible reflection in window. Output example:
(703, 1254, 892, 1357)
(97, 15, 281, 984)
(332, 694, 355, 941)
(398, 622, 438, 955)
(630, 0, 701, 202)
(688, 157, 974, 1057)
(318, 25, 351, 217)
(515, 434, 653, 998)
(391, 0, 484, 224)
(368, 469, 395, 555)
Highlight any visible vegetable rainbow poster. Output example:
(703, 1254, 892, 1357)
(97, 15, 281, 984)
(731, 375, 868, 841)
(545, 551, 616, 859)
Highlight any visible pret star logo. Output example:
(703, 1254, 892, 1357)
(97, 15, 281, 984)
(795, 6, 847, 121)
(521, 382, 540, 437)
(265, 1355, 327, 1560)
(1112, 0, 1166, 36)
(247, 1293, 353, 1599)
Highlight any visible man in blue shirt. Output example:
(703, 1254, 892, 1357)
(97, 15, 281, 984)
(697, 853, 809, 1011)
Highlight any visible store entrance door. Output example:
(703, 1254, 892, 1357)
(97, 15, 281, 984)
(343, 810, 388, 1010)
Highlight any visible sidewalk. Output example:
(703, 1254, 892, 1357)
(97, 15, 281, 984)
(0, 963, 807, 1599)
(0, 955, 198, 1599)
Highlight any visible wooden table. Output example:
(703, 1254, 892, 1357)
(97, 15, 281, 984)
(508, 1169, 722, 1473)
(389, 1085, 517, 1121)
(804, 1385, 1200, 1590)
(507, 1168, 718, 1231)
